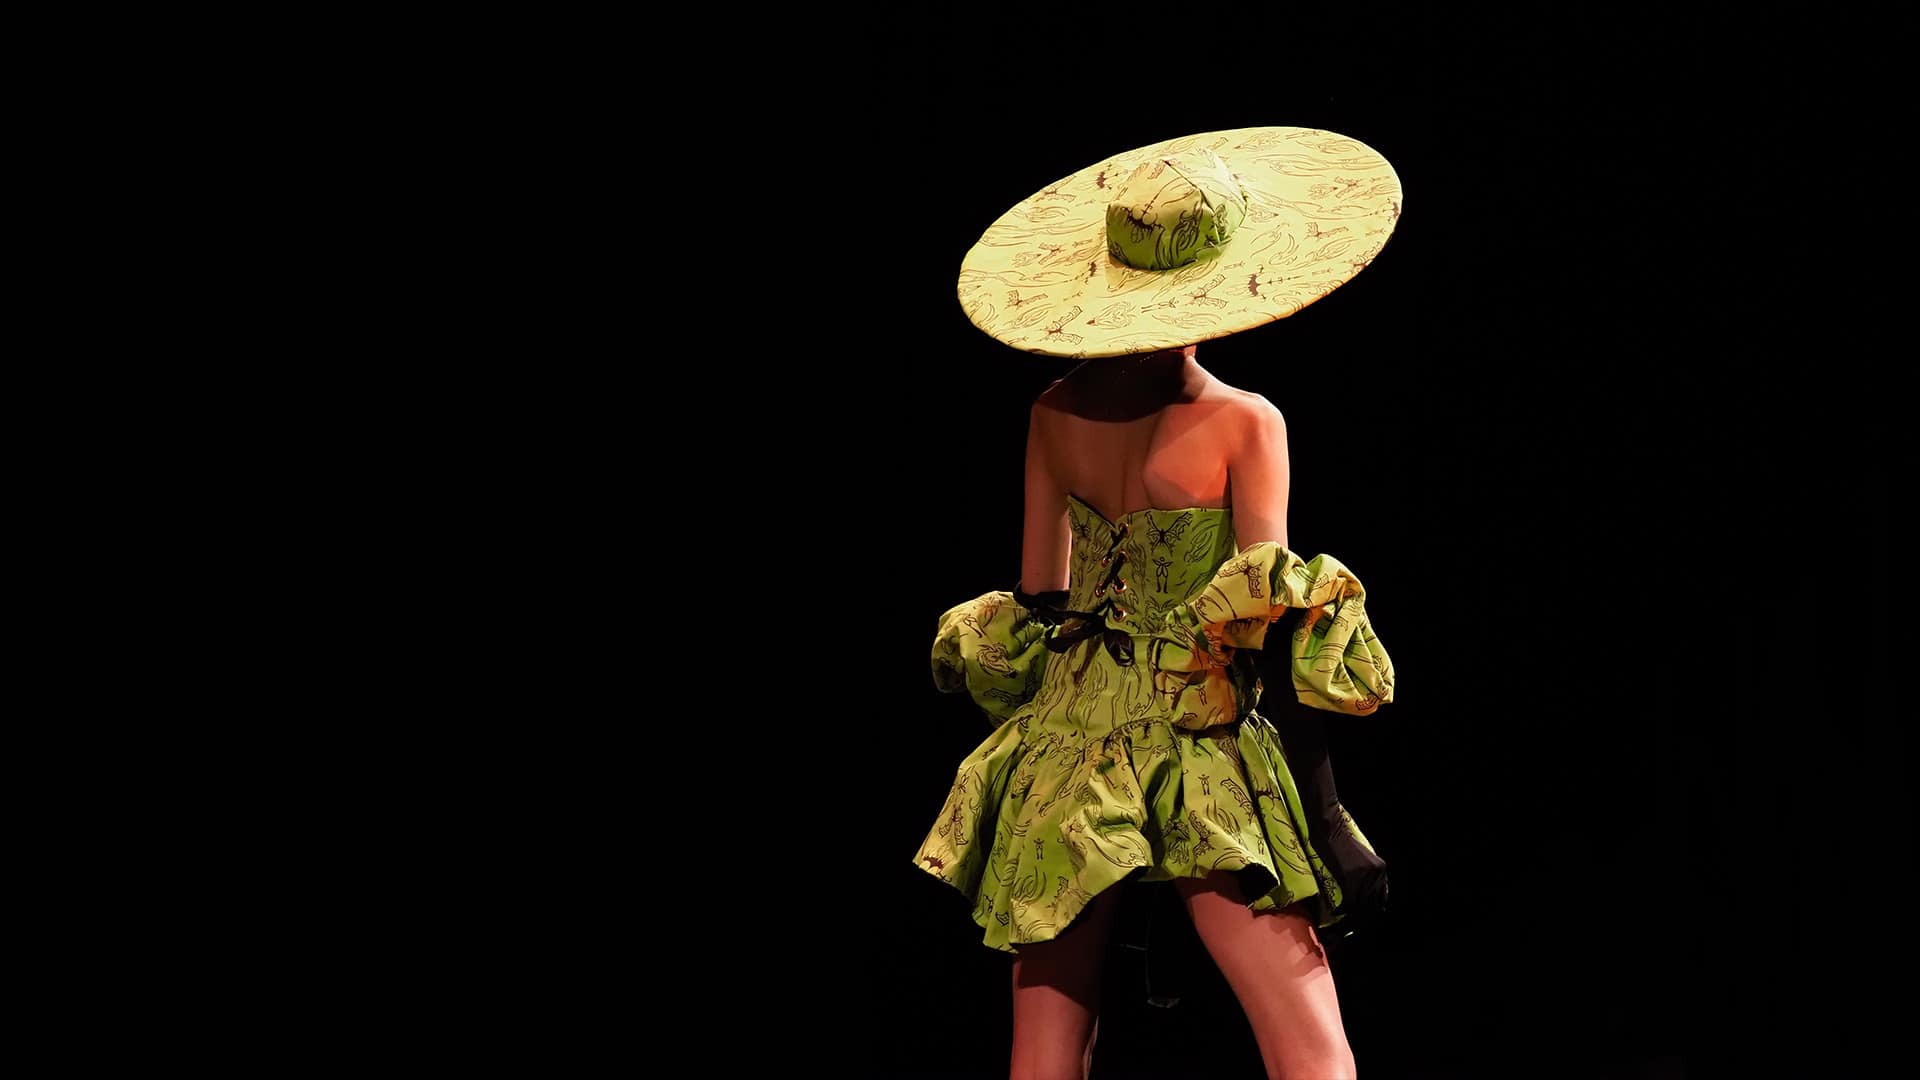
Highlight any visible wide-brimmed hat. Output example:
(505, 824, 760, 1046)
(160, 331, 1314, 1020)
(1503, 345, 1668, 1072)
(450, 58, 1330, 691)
(957, 126, 1401, 358)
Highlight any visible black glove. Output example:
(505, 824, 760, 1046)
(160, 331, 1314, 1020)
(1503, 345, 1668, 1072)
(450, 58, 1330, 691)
(1256, 629, 1389, 923)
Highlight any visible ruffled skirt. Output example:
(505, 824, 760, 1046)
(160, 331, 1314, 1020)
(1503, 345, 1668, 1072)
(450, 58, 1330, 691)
(913, 708, 1358, 954)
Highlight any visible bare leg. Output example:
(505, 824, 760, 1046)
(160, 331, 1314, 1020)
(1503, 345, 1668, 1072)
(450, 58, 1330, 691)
(1009, 883, 1125, 1080)
(1174, 870, 1355, 1080)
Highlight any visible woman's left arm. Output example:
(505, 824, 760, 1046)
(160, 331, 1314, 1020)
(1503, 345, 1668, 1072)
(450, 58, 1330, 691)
(1018, 401, 1070, 593)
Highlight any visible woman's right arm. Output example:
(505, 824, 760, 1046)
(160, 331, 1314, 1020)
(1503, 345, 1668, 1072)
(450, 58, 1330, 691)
(1227, 395, 1290, 550)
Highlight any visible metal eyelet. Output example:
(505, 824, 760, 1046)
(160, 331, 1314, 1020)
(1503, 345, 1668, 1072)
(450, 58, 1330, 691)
(1100, 554, 1112, 566)
(1114, 579, 1127, 593)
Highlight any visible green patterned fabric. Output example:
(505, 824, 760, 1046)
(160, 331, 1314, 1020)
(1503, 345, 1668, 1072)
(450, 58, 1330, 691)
(914, 496, 1394, 953)
(1159, 542, 1395, 716)
(1104, 148, 1249, 271)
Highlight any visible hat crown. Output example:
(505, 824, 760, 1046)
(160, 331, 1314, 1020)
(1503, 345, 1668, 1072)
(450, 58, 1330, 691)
(1104, 149, 1249, 272)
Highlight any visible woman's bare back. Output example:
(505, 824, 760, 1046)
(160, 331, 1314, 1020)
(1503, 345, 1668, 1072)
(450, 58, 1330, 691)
(1035, 371, 1240, 520)
(1020, 348, 1291, 592)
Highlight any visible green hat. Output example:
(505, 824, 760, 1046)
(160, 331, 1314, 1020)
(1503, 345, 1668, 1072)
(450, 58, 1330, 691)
(958, 127, 1402, 358)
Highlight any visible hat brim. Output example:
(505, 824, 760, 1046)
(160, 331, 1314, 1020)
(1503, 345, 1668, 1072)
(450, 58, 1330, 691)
(957, 127, 1402, 358)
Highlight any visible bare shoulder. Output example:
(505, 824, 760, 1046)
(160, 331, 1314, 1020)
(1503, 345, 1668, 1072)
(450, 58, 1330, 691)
(1031, 377, 1068, 425)
(1202, 380, 1284, 433)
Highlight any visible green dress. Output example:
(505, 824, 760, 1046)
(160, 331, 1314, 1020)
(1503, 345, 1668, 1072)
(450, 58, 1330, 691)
(913, 494, 1395, 954)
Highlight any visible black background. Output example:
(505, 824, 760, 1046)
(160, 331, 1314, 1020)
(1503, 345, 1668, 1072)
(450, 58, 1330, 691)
(734, 9, 1898, 1078)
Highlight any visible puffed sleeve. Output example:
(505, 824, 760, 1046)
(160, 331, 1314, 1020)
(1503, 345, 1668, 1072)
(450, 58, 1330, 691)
(930, 590, 1054, 723)
(1153, 542, 1396, 715)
